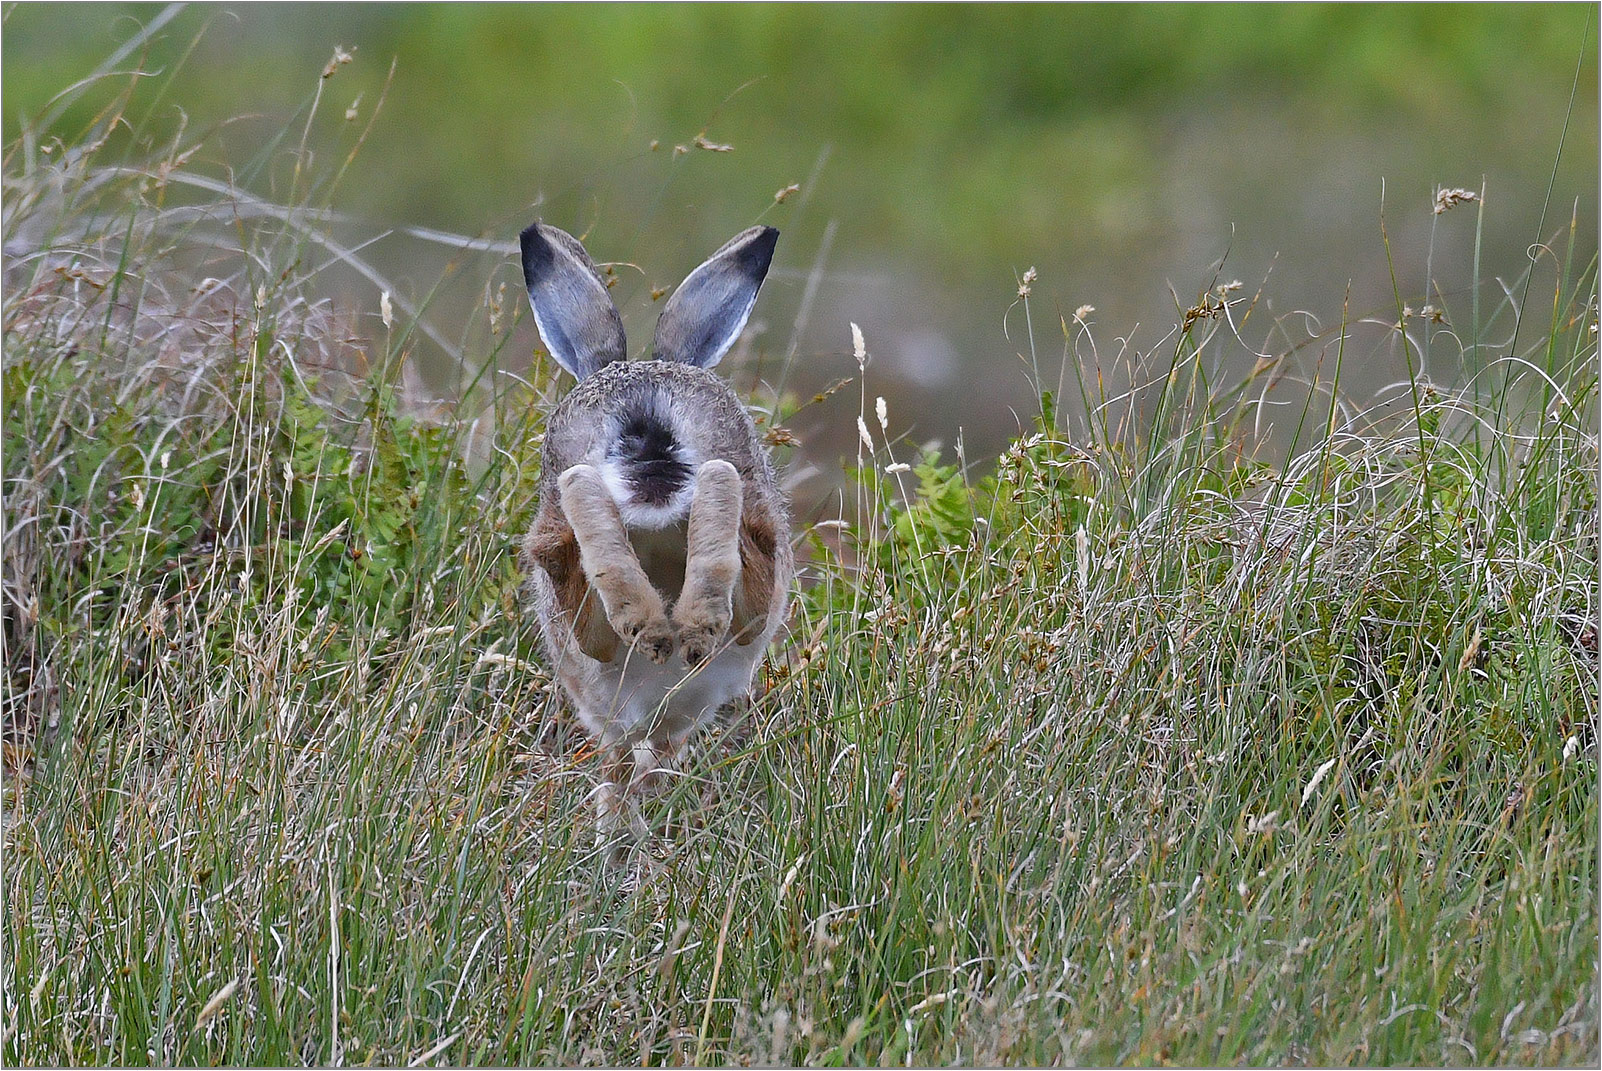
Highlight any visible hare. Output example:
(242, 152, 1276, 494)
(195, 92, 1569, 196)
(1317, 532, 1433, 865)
(517, 222, 793, 852)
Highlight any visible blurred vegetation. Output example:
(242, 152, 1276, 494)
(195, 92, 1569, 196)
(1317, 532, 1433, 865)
(6, 5, 1591, 235)
(2, 4, 1597, 457)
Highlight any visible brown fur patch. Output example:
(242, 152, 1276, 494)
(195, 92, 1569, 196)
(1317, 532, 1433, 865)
(733, 503, 779, 644)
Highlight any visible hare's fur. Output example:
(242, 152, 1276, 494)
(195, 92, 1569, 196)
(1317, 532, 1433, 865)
(517, 224, 792, 851)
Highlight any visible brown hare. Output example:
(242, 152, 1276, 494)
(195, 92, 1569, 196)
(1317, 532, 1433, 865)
(518, 222, 793, 853)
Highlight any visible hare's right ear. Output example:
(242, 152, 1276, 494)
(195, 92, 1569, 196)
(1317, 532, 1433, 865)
(652, 226, 778, 368)
(520, 222, 627, 380)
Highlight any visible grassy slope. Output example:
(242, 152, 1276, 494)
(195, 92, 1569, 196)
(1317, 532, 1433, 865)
(3, 77, 1598, 1068)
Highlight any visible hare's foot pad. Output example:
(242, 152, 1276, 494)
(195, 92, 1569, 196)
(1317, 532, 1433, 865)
(631, 617, 676, 664)
(672, 588, 734, 665)
(676, 620, 728, 666)
(608, 600, 675, 664)
(674, 590, 733, 663)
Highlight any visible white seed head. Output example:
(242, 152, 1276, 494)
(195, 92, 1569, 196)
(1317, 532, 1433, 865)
(1300, 757, 1337, 807)
(1018, 266, 1037, 298)
(194, 978, 239, 1027)
(1075, 525, 1090, 593)
(1246, 810, 1280, 835)
(322, 46, 353, 80)
(775, 852, 808, 908)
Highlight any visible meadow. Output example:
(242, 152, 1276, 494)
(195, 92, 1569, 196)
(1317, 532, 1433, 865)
(3, 31, 1599, 1069)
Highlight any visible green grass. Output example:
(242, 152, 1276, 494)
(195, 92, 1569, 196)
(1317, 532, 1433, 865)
(3, 57, 1598, 1068)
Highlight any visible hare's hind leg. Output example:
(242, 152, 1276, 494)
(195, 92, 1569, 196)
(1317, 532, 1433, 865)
(673, 460, 743, 665)
(593, 746, 652, 861)
(559, 465, 675, 664)
(592, 733, 690, 858)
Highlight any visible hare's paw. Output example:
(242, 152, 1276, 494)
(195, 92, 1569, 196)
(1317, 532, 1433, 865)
(633, 617, 677, 665)
(678, 623, 724, 667)
(673, 599, 732, 666)
(610, 600, 674, 664)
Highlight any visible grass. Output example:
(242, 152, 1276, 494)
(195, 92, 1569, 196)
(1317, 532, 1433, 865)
(3, 53, 1598, 1068)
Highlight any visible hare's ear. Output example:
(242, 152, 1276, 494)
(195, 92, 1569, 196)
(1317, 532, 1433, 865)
(520, 222, 627, 380)
(652, 226, 778, 368)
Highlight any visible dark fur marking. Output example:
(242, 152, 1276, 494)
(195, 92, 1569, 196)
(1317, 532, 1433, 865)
(614, 404, 690, 506)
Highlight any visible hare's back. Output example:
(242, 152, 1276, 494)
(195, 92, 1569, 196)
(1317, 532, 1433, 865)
(543, 360, 770, 482)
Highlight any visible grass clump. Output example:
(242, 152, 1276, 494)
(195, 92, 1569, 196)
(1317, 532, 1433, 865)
(3, 54, 1597, 1069)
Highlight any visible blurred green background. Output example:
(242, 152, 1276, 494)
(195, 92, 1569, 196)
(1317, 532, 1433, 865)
(4, 3, 1597, 464)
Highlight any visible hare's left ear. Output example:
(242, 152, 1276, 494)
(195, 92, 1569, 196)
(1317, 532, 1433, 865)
(520, 222, 627, 380)
(652, 226, 778, 368)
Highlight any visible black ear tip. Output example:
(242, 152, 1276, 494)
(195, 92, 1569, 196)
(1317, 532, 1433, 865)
(742, 226, 779, 274)
(519, 222, 554, 288)
(518, 221, 549, 253)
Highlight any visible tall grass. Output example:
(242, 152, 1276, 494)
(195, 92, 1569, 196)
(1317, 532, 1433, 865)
(3, 51, 1597, 1067)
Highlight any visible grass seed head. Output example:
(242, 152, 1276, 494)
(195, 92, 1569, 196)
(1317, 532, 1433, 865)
(1433, 186, 1480, 214)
